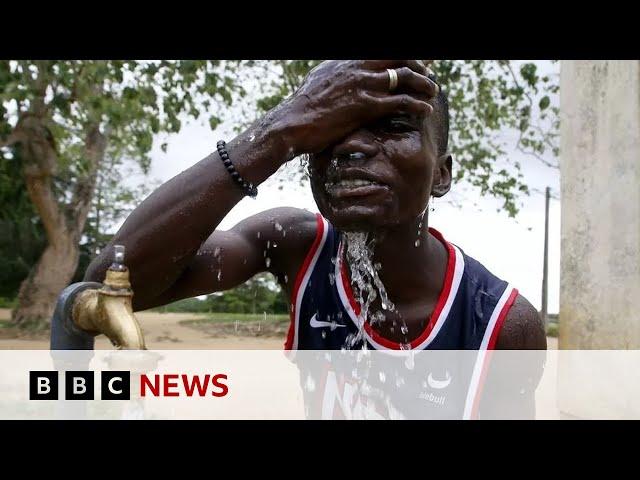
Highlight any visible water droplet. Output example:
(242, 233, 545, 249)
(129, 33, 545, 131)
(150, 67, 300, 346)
(214, 247, 221, 257)
(284, 274, 289, 284)
(328, 273, 335, 285)
(400, 325, 409, 335)
(379, 371, 386, 383)
(217, 270, 222, 282)
(256, 231, 261, 239)
(321, 330, 327, 339)
(249, 134, 255, 142)
(265, 257, 271, 268)
(275, 222, 283, 231)
(266, 240, 270, 249)
(273, 242, 277, 248)
(414, 239, 421, 247)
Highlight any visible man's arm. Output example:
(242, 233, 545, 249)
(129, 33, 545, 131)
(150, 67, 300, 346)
(84, 60, 436, 311)
(84, 123, 290, 311)
(142, 207, 318, 311)
(479, 294, 547, 419)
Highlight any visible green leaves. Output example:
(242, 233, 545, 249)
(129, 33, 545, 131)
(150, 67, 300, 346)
(539, 95, 550, 111)
(209, 115, 222, 131)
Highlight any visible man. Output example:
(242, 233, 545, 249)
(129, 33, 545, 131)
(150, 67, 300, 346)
(86, 60, 546, 353)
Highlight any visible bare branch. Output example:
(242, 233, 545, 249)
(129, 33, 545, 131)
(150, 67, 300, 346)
(515, 143, 559, 169)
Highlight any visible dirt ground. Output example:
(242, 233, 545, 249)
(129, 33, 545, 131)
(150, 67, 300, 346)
(0, 309, 285, 350)
(0, 308, 558, 350)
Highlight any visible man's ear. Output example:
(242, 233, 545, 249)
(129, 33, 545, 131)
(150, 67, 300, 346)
(431, 153, 452, 197)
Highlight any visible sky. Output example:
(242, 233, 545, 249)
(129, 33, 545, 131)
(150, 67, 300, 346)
(124, 60, 561, 313)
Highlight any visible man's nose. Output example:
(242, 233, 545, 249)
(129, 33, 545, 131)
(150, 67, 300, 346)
(332, 130, 379, 161)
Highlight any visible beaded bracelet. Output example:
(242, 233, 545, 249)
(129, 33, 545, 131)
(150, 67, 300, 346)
(216, 140, 258, 198)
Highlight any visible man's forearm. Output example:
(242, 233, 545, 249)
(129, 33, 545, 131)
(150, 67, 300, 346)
(84, 122, 287, 308)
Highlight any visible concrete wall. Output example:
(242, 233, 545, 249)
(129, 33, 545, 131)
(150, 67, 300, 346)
(559, 61, 640, 349)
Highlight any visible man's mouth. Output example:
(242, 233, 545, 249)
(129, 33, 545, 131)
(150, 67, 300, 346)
(325, 178, 390, 198)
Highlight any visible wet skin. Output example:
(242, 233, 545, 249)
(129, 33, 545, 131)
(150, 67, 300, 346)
(86, 60, 546, 352)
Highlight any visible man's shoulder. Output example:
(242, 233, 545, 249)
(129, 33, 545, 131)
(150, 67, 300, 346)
(236, 207, 320, 276)
(234, 207, 317, 240)
(449, 243, 546, 350)
(253, 207, 319, 245)
(496, 294, 547, 349)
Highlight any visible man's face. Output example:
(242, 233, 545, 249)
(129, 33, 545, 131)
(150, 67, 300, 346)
(309, 113, 450, 232)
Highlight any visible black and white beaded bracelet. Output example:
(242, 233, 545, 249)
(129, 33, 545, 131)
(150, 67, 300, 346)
(216, 140, 258, 198)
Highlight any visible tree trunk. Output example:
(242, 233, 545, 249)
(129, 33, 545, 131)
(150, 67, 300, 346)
(12, 237, 79, 329)
(9, 112, 106, 329)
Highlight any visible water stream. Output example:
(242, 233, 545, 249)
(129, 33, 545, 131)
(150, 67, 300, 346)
(342, 231, 410, 350)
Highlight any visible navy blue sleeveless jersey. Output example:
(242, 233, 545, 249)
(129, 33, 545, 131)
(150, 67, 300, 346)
(285, 214, 518, 352)
(284, 214, 521, 419)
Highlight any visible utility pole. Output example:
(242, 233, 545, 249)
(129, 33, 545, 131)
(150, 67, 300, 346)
(541, 186, 550, 326)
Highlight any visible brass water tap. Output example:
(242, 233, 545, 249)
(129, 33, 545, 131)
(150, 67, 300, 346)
(72, 245, 146, 350)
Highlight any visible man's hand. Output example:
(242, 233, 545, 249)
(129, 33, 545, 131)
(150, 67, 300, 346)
(269, 60, 440, 157)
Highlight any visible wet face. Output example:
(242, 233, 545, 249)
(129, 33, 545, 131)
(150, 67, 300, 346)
(309, 113, 451, 232)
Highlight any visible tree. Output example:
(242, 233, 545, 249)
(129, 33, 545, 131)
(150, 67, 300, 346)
(0, 60, 240, 328)
(0, 147, 46, 299)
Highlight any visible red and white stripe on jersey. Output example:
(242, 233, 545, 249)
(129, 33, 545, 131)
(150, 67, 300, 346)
(462, 285, 519, 420)
(284, 214, 329, 350)
(334, 228, 465, 351)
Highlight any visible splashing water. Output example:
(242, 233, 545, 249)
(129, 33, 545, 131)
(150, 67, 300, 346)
(344, 232, 394, 312)
(341, 231, 410, 349)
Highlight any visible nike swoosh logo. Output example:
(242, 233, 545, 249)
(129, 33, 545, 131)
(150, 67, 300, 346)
(310, 313, 346, 330)
(427, 371, 452, 389)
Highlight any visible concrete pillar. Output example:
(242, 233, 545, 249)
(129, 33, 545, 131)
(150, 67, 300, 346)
(559, 60, 640, 349)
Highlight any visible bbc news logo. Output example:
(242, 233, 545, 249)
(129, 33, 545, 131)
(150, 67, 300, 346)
(29, 371, 229, 400)
(30, 371, 131, 400)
